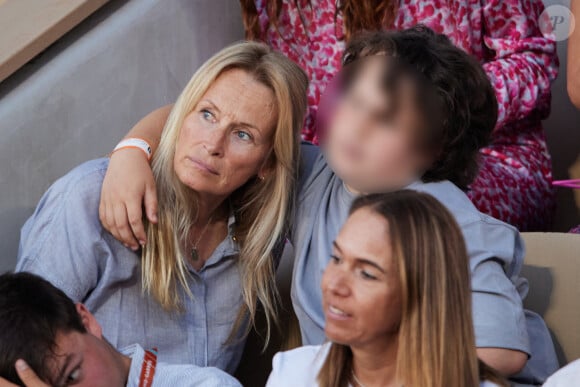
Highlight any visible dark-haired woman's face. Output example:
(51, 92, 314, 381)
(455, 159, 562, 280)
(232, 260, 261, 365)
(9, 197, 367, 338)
(321, 207, 401, 348)
(324, 57, 431, 194)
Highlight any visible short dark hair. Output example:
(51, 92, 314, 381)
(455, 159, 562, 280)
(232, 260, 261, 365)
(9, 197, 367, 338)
(0, 272, 86, 385)
(342, 25, 497, 190)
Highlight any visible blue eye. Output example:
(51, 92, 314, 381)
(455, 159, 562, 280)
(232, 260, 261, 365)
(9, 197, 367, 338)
(235, 131, 252, 141)
(201, 109, 214, 121)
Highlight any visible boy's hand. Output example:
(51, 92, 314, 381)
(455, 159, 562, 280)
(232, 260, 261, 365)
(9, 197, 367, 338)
(0, 360, 50, 387)
(99, 148, 158, 250)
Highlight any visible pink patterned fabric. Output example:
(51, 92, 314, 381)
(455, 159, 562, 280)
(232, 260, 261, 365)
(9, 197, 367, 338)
(254, 0, 559, 231)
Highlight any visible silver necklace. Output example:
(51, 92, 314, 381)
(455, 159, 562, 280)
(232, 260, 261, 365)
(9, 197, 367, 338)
(352, 371, 367, 387)
(190, 215, 214, 262)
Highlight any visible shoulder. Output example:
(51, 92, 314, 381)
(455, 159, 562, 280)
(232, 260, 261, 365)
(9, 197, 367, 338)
(25, 158, 109, 219)
(46, 158, 109, 198)
(409, 180, 519, 232)
(543, 359, 580, 386)
(408, 180, 523, 262)
(408, 181, 519, 244)
(479, 381, 501, 387)
(16, 158, 112, 297)
(407, 180, 482, 225)
(273, 343, 330, 367)
(154, 364, 241, 387)
(267, 344, 330, 387)
(19, 157, 110, 240)
(22, 157, 109, 232)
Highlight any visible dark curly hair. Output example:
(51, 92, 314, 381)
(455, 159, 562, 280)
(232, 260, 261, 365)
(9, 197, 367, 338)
(341, 25, 497, 190)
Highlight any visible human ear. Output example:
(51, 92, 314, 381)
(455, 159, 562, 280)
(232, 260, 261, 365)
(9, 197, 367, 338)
(75, 303, 103, 339)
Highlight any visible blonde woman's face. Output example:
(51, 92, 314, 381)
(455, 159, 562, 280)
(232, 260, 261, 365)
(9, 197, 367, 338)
(321, 207, 402, 348)
(174, 69, 277, 198)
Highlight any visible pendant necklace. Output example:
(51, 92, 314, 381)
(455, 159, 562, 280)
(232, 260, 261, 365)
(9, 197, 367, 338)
(352, 371, 367, 387)
(190, 214, 214, 262)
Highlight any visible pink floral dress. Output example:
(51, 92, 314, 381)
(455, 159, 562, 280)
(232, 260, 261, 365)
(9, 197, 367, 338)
(254, 0, 559, 231)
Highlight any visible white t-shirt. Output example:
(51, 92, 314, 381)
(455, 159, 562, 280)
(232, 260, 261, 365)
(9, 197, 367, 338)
(543, 359, 580, 386)
(266, 343, 499, 387)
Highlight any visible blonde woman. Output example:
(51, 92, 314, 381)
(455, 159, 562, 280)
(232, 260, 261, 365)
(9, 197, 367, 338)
(97, 27, 560, 382)
(267, 190, 508, 387)
(16, 41, 308, 374)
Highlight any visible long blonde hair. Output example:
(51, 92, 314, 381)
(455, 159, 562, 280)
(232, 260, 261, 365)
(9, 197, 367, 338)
(317, 190, 507, 387)
(141, 42, 308, 342)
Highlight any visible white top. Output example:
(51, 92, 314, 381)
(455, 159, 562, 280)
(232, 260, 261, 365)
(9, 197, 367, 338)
(266, 343, 499, 387)
(543, 359, 580, 386)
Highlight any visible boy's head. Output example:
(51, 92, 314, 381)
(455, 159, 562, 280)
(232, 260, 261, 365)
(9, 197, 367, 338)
(323, 25, 497, 192)
(0, 272, 128, 386)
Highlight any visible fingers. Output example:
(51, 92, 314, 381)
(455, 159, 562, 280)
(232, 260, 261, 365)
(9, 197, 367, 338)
(14, 360, 49, 387)
(100, 188, 141, 250)
(99, 197, 111, 234)
(144, 183, 158, 224)
(127, 201, 147, 247)
(113, 203, 140, 250)
(0, 377, 18, 387)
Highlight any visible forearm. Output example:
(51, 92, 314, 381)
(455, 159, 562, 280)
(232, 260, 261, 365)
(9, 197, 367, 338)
(482, 0, 558, 128)
(477, 347, 527, 376)
(483, 57, 553, 128)
(568, 0, 580, 108)
(124, 105, 173, 154)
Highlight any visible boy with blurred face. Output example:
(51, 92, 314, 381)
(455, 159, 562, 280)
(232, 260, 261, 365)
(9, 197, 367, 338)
(0, 272, 241, 387)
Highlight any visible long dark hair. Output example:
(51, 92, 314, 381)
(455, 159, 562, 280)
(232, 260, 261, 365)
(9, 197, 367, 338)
(239, 0, 399, 42)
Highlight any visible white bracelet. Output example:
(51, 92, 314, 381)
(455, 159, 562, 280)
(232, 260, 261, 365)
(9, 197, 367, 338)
(112, 138, 152, 161)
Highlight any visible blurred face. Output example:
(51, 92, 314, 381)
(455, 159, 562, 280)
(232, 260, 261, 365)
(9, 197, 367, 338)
(324, 57, 430, 193)
(174, 69, 277, 199)
(321, 207, 402, 348)
(47, 305, 127, 387)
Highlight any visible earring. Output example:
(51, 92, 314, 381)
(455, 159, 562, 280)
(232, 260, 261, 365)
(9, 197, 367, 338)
(258, 175, 265, 181)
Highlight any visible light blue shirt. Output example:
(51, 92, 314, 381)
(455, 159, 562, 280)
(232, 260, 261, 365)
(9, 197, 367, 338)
(122, 344, 241, 387)
(17, 158, 247, 374)
(266, 343, 500, 387)
(291, 144, 558, 384)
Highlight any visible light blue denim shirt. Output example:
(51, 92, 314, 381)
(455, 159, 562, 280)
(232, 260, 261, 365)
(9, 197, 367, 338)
(17, 158, 246, 374)
(291, 143, 558, 385)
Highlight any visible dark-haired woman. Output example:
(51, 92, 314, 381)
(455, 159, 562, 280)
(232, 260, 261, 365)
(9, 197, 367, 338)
(240, 0, 558, 232)
(267, 190, 508, 387)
